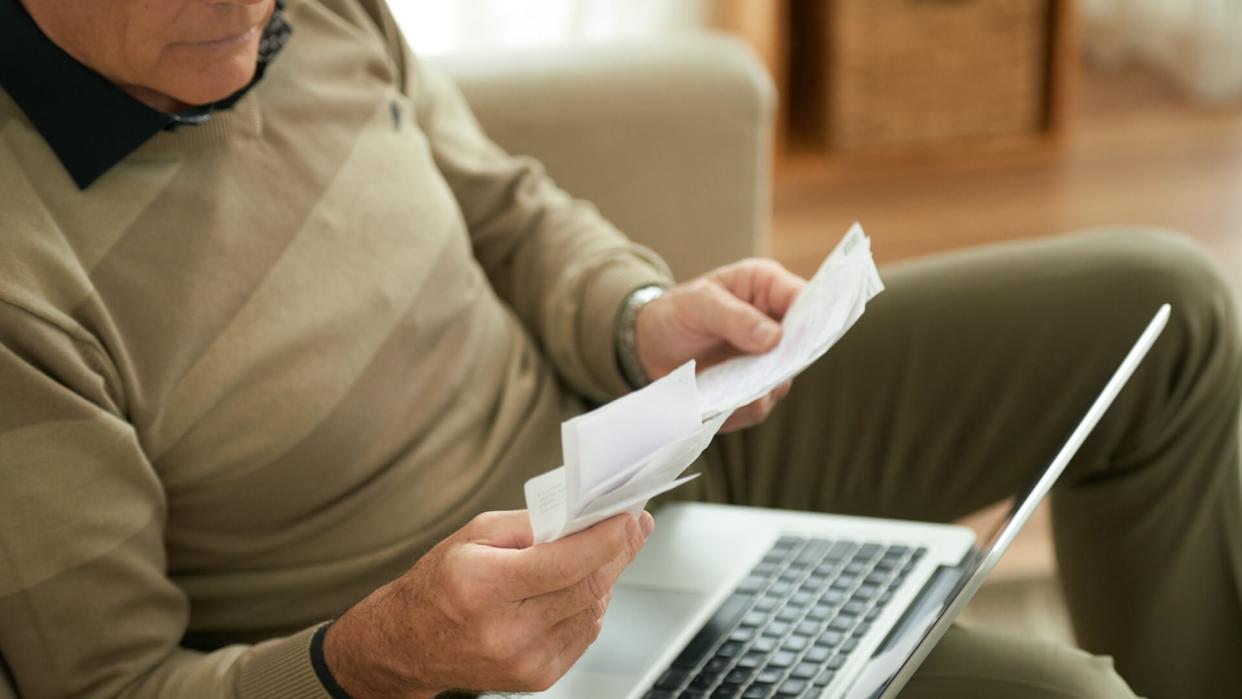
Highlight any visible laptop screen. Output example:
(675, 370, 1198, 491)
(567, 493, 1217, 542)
(856, 304, 1171, 699)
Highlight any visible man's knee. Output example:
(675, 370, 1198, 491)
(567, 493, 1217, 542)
(1083, 227, 1240, 394)
(1083, 227, 1233, 320)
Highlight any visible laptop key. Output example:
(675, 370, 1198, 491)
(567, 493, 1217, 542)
(716, 642, 744, 658)
(854, 584, 880, 600)
(644, 692, 676, 699)
(756, 667, 784, 684)
(816, 630, 844, 647)
(767, 651, 797, 668)
(741, 611, 768, 627)
(751, 637, 777, 653)
(776, 678, 807, 695)
(790, 662, 819, 680)
(802, 575, 827, 590)
(711, 688, 741, 699)
(820, 590, 846, 604)
(814, 670, 835, 687)
(841, 638, 859, 654)
(671, 592, 753, 670)
(825, 541, 856, 561)
(737, 652, 765, 669)
(781, 635, 808, 653)
(742, 686, 772, 699)
(828, 615, 856, 632)
(680, 692, 709, 699)
(690, 673, 719, 690)
(724, 668, 753, 685)
(705, 657, 731, 673)
(804, 645, 831, 663)
(794, 540, 831, 567)
(762, 621, 791, 638)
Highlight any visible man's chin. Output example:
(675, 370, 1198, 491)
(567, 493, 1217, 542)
(163, 60, 259, 109)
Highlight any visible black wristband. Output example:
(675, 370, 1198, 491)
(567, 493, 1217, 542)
(309, 621, 353, 699)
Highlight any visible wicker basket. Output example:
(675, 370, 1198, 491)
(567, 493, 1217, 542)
(826, 0, 1051, 149)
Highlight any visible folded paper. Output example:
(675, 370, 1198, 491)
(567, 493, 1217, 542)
(526, 224, 884, 544)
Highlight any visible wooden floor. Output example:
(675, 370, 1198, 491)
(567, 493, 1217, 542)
(769, 64, 1242, 635)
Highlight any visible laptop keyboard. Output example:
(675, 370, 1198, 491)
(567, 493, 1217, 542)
(643, 536, 925, 699)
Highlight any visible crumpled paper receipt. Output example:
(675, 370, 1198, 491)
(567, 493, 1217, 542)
(525, 223, 884, 544)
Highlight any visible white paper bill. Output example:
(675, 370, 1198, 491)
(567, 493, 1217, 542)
(526, 414, 720, 547)
(697, 223, 884, 419)
(562, 362, 700, 514)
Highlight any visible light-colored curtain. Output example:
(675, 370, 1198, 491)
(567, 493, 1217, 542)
(1083, 0, 1242, 101)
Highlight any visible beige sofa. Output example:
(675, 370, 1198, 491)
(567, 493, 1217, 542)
(435, 34, 776, 281)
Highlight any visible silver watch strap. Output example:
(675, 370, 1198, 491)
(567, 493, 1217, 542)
(615, 285, 665, 389)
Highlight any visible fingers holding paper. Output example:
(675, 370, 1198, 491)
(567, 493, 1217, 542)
(635, 258, 809, 380)
(322, 510, 653, 697)
(519, 511, 655, 625)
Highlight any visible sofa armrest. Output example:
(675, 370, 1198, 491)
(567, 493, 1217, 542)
(432, 33, 775, 280)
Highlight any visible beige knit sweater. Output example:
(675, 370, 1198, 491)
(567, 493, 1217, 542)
(0, 0, 670, 695)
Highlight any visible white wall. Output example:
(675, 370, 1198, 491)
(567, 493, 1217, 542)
(388, 0, 707, 56)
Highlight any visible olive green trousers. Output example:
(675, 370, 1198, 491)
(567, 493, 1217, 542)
(685, 228, 1242, 698)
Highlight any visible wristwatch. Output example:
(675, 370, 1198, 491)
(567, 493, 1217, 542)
(615, 285, 666, 389)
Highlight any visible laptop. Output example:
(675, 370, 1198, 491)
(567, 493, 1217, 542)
(528, 304, 1170, 699)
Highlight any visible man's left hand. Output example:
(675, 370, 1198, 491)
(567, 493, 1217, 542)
(635, 258, 807, 433)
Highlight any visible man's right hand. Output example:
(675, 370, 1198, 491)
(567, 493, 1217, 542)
(323, 509, 654, 698)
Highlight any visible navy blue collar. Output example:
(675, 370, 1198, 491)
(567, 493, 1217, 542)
(0, 0, 290, 189)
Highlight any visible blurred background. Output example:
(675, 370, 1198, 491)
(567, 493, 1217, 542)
(391, 0, 1242, 283)
(388, 0, 1242, 641)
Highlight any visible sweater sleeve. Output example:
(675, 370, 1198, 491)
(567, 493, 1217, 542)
(0, 300, 330, 699)
(359, 1, 674, 403)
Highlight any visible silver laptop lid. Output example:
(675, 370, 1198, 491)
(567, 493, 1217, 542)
(852, 304, 1171, 699)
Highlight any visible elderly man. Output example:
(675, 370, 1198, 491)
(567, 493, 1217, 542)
(1, 0, 1239, 697)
